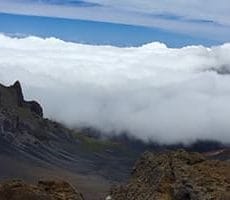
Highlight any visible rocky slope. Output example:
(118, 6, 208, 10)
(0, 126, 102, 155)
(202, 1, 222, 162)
(0, 180, 84, 200)
(109, 150, 230, 200)
(0, 81, 136, 200)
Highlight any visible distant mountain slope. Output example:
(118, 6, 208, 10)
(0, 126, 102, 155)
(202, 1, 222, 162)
(0, 81, 137, 200)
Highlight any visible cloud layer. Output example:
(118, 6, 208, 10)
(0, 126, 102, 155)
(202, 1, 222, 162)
(0, 0, 230, 42)
(1, 34, 230, 143)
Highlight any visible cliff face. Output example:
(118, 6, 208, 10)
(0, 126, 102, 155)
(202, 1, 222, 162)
(110, 150, 230, 200)
(0, 81, 72, 147)
(0, 81, 43, 117)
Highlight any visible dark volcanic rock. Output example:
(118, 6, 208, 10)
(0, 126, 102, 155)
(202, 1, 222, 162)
(12, 81, 43, 117)
(11, 81, 24, 107)
(25, 100, 43, 117)
(0, 81, 43, 117)
(0, 180, 84, 200)
(109, 150, 230, 200)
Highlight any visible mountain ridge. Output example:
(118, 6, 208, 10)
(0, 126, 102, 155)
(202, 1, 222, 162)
(0, 81, 136, 199)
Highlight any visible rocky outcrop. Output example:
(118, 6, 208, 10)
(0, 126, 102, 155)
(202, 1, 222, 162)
(10, 81, 43, 117)
(11, 81, 24, 107)
(0, 81, 43, 117)
(26, 100, 43, 117)
(109, 150, 230, 200)
(0, 180, 84, 200)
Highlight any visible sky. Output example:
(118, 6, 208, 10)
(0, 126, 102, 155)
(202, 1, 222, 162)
(0, 0, 230, 46)
(0, 13, 219, 47)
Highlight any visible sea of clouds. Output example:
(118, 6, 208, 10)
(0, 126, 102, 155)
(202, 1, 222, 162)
(0, 34, 230, 143)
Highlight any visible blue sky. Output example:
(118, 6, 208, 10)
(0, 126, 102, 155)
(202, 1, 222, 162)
(0, 13, 219, 47)
(0, 0, 230, 47)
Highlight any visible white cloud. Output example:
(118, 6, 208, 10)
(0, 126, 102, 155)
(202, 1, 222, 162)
(0, 0, 230, 42)
(87, 0, 230, 25)
(1, 34, 230, 143)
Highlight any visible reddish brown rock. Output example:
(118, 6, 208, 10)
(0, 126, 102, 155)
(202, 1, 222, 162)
(109, 150, 230, 200)
(0, 180, 84, 200)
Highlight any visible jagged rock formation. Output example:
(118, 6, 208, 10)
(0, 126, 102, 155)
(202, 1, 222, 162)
(109, 150, 230, 200)
(0, 180, 84, 200)
(0, 81, 136, 200)
(0, 81, 43, 117)
(0, 80, 67, 144)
